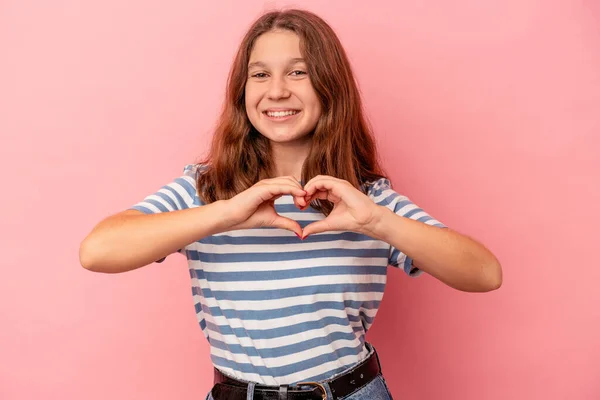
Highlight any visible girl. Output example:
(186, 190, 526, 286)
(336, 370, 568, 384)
(80, 9, 502, 400)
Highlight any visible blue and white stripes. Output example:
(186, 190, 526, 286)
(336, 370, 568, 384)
(131, 164, 445, 385)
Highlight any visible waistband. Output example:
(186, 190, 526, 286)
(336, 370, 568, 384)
(211, 343, 382, 400)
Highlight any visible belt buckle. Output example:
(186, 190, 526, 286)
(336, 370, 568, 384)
(296, 381, 326, 400)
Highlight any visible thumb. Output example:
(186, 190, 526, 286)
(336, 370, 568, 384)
(302, 220, 332, 239)
(270, 215, 303, 238)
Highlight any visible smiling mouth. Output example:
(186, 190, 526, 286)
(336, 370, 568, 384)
(263, 110, 301, 119)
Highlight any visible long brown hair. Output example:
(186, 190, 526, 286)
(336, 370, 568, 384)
(197, 9, 386, 215)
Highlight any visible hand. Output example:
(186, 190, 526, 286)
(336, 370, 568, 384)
(301, 175, 385, 238)
(223, 177, 308, 237)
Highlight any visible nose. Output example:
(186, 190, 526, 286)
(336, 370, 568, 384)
(267, 76, 290, 100)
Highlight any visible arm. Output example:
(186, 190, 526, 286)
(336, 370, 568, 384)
(368, 207, 502, 292)
(79, 202, 230, 273)
(300, 175, 502, 293)
(79, 174, 307, 274)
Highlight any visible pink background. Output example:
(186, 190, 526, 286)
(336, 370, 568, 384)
(1, 1, 599, 399)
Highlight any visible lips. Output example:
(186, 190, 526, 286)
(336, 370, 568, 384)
(263, 109, 300, 118)
(262, 109, 301, 122)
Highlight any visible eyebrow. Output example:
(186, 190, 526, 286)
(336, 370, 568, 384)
(247, 58, 306, 69)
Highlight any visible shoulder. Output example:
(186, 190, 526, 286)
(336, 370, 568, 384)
(182, 163, 208, 178)
(180, 163, 211, 206)
(365, 177, 392, 193)
(365, 177, 394, 198)
(165, 164, 206, 200)
(365, 177, 409, 207)
(178, 163, 211, 188)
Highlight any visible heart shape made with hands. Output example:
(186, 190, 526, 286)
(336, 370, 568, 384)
(277, 176, 381, 240)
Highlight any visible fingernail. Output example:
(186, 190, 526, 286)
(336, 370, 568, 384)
(295, 233, 303, 240)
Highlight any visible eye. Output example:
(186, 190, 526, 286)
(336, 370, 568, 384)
(290, 70, 307, 76)
(250, 72, 268, 79)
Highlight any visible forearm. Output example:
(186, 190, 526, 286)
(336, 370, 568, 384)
(367, 206, 502, 292)
(79, 200, 231, 273)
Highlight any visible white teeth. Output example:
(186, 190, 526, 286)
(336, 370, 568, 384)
(266, 110, 299, 117)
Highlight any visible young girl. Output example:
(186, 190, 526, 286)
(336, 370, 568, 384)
(80, 9, 502, 400)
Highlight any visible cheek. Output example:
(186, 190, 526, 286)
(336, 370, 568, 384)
(308, 94, 322, 119)
(303, 88, 321, 113)
(313, 100, 322, 117)
(303, 92, 322, 131)
(244, 93, 255, 124)
(244, 85, 259, 111)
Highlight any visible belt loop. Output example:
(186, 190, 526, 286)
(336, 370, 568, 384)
(279, 384, 288, 400)
(246, 382, 255, 400)
(321, 381, 334, 400)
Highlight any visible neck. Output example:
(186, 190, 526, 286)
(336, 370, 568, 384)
(270, 136, 312, 181)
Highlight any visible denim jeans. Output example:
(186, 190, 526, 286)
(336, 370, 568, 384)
(206, 374, 392, 399)
(205, 344, 393, 400)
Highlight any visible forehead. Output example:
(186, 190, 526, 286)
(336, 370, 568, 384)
(249, 30, 303, 63)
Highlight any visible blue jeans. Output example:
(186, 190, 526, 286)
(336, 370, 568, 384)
(206, 375, 392, 399)
(205, 344, 393, 400)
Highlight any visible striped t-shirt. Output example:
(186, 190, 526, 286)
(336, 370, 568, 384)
(130, 164, 446, 385)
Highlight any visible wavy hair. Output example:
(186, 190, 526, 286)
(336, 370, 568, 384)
(197, 9, 386, 215)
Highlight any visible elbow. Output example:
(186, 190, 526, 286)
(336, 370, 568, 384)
(79, 237, 100, 272)
(79, 236, 145, 274)
(457, 255, 502, 293)
(481, 257, 503, 292)
(79, 236, 113, 273)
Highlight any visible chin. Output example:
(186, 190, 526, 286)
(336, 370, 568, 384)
(259, 128, 311, 144)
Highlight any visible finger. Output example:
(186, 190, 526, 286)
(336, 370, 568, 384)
(258, 176, 302, 188)
(284, 176, 303, 187)
(293, 196, 308, 210)
(303, 189, 329, 206)
(262, 177, 307, 208)
(267, 180, 305, 193)
(256, 183, 306, 202)
(309, 190, 329, 200)
(302, 220, 332, 238)
(303, 175, 340, 190)
(260, 182, 307, 208)
(269, 176, 304, 189)
(266, 178, 306, 208)
(306, 188, 342, 206)
(279, 177, 307, 207)
(270, 215, 303, 237)
(303, 177, 343, 198)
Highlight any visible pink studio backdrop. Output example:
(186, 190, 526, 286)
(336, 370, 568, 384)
(1, 1, 599, 399)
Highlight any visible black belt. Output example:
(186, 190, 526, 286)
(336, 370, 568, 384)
(210, 346, 382, 400)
